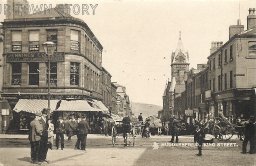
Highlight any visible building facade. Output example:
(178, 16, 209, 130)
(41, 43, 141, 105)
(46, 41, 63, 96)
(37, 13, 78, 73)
(115, 84, 131, 117)
(102, 67, 112, 110)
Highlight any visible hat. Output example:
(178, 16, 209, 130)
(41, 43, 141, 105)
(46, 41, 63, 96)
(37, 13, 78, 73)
(41, 108, 48, 115)
(35, 112, 42, 117)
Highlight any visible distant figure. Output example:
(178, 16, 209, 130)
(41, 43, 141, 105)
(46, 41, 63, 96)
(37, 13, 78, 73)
(55, 117, 65, 150)
(195, 123, 205, 156)
(242, 116, 255, 154)
(170, 116, 180, 143)
(138, 113, 143, 123)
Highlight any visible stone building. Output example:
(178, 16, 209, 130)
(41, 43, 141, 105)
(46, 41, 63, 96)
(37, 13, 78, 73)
(110, 83, 118, 115)
(102, 67, 112, 110)
(206, 9, 256, 120)
(1, 3, 111, 131)
(115, 84, 131, 117)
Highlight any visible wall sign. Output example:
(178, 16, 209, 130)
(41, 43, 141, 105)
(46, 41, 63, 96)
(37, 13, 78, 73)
(6, 52, 65, 62)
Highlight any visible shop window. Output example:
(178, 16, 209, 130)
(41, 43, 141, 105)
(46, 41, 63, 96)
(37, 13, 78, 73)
(12, 31, 22, 52)
(11, 63, 22, 85)
(29, 63, 39, 85)
(70, 30, 80, 52)
(29, 31, 39, 52)
(46, 62, 57, 86)
(70, 62, 80, 85)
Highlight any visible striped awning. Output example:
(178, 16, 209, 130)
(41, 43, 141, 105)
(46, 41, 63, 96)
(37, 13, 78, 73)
(55, 100, 99, 112)
(13, 99, 59, 114)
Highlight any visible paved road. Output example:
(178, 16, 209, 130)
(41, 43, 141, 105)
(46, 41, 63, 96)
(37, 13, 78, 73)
(0, 134, 255, 166)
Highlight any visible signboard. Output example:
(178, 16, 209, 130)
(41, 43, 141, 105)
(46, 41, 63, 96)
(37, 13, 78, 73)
(205, 90, 212, 99)
(6, 52, 65, 62)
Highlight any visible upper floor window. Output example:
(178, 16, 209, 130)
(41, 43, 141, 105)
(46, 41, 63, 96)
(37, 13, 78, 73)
(12, 31, 22, 52)
(11, 63, 22, 85)
(213, 58, 215, 69)
(230, 71, 233, 88)
(248, 41, 256, 57)
(230, 45, 233, 61)
(47, 29, 58, 51)
(29, 63, 39, 85)
(224, 49, 228, 63)
(46, 62, 57, 86)
(224, 73, 227, 90)
(70, 62, 80, 85)
(29, 31, 39, 52)
(70, 30, 80, 52)
(218, 53, 222, 67)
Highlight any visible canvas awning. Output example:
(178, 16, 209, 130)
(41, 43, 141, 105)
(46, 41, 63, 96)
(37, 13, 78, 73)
(13, 99, 59, 114)
(55, 100, 99, 112)
(92, 99, 109, 113)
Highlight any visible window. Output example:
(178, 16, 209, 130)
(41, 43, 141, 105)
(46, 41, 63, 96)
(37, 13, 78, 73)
(209, 80, 211, 90)
(47, 29, 58, 51)
(70, 30, 80, 52)
(230, 45, 233, 61)
(213, 58, 215, 69)
(209, 60, 211, 71)
(218, 75, 221, 91)
(11, 63, 22, 85)
(213, 78, 215, 92)
(29, 63, 39, 85)
(46, 62, 57, 86)
(12, 31, 22, 52)
(218, 53, 222, 67)
(29, 31, 39, 51)
(70, 62, 80, 85)
(230, 71, 233, 88)
(224, 49, 227, 63)
(224, 73, 227, 90)
(248, 41, 256, 57)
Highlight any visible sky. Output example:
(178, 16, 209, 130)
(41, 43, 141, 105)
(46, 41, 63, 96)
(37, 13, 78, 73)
(0, 0, 255, 106)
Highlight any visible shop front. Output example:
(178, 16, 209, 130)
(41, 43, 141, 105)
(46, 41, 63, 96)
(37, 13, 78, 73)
(0, 100, 11, 133)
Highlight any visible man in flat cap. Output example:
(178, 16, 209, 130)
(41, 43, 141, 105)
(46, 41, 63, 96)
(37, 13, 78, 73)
(28, 112, 43, 164)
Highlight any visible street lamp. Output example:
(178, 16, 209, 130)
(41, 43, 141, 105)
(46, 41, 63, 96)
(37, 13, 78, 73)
(43, 41, 56, 117)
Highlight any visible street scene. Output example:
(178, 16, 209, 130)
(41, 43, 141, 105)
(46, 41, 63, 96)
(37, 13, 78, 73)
(0, 0, 256, 166)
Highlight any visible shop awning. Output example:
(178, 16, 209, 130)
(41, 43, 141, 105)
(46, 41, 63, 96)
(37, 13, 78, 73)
(92, 99, 109, 113)
(13, 99, 59, 114)
(55, 100, 99, 112)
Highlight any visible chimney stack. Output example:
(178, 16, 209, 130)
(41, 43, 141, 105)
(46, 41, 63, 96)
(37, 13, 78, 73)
(229, 19, 244, 39)
(6, 0, 29, 19)
(210, 41, 223, 54)
(247, 8, 256, 30)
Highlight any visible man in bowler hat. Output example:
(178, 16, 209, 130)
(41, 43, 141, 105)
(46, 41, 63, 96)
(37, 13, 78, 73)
(76, 115, 90, 151)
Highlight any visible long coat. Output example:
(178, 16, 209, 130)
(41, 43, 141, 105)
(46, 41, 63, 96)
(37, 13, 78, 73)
(77, 119, 90, 135)
(28, 119, 43, 142)
(38, 118, 48, 140)
(55, 120, 66, 134)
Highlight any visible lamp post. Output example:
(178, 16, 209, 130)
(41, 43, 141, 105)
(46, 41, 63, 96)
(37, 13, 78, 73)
(43, 41, 56, 116)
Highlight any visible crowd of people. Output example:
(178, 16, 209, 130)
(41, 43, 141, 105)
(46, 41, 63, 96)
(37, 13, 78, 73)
(28, 109, 90, 164)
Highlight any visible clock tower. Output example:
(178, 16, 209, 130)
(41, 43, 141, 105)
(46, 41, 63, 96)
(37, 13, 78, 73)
(171, 31, 190, 95)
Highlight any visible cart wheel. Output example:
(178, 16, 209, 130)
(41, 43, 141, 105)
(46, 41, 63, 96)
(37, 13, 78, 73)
(111, 126, 116, 146)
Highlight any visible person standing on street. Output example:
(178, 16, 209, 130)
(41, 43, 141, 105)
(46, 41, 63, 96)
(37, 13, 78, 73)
(28, 112, 43, 164)
(242, 116, 255, 154)
(38, 109, 49, 164)
(47, 119, 54, 150)
(77, 115, 90, 151)
(170, 116, 180, 143)
(195, 123, 205, 156)
(55, 116, 65, 150)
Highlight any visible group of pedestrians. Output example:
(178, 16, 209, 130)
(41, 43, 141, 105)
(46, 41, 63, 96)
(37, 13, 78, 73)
(29, 110, 90, 164)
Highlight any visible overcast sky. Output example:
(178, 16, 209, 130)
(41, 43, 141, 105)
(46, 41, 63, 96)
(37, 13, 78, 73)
(0, 0, 255, 106)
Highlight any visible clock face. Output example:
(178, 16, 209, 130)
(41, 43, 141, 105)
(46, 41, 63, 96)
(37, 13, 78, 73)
(175, 55, 186, 63)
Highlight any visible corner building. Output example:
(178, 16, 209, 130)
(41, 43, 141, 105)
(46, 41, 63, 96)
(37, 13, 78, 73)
(1, 7, 106, 130)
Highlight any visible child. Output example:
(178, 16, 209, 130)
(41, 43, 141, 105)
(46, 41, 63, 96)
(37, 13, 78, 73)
(47, 119, 55, 150)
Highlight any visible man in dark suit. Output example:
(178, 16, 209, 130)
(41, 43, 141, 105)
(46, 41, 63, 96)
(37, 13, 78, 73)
(242, 116, 255, 154)
(77, 115, 90, 151)
(170, 116, 180, 143)
(55, 116, 65, 150)
(28, 112, 43, 164)
(38, 108, 49, 163)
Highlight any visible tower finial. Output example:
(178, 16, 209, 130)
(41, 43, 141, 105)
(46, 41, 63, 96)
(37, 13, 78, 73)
(179, 31, 181, 40)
